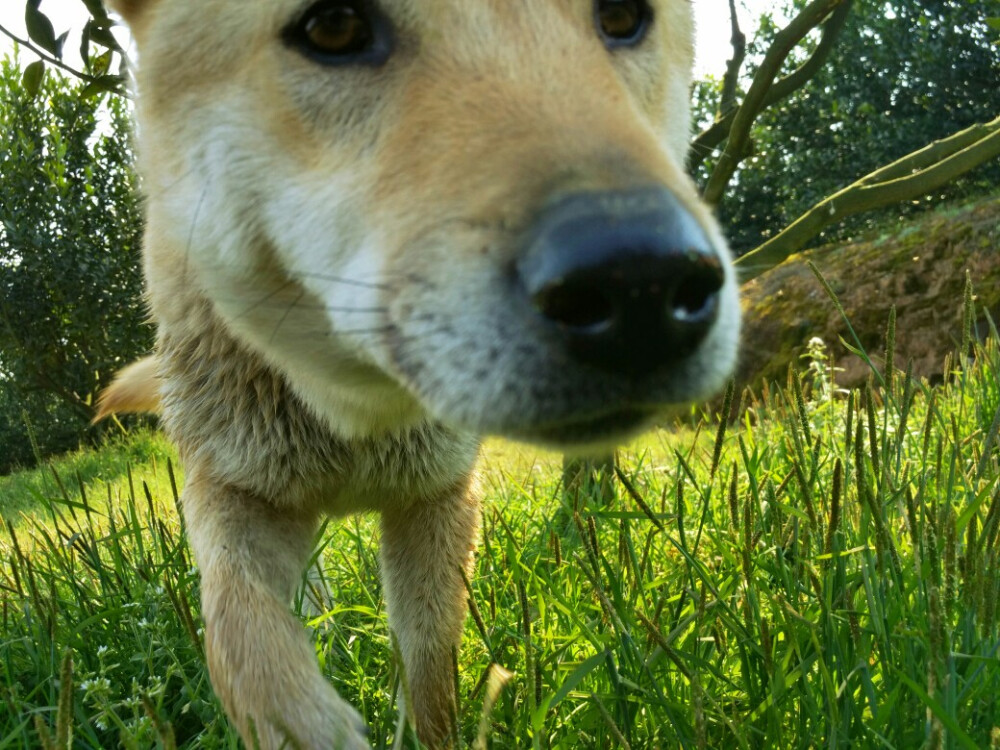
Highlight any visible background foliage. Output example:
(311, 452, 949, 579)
(693, 0, 1000, 255)
(0, 57, 150, 474)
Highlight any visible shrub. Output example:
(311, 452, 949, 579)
(0, 56, 150, 473)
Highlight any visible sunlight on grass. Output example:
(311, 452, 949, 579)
(3, 291, 1000, 748)
(0, 429, 178, 536)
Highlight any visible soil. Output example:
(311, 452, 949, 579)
(735, 196, 1000, 392)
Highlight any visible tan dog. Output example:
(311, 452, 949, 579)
(99, 0, 740, 747)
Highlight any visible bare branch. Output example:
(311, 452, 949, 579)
(852, 118, 1000, 187)
(735, 114, 1000, 282)
(690, 1, 851, 172)
(719, 0, 746, 117)
(699, 0, 851, 200)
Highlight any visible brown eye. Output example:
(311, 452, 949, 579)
(305, 5, 372, 55)
(286, 1, 393, 66)
(596, 0, 651, 47)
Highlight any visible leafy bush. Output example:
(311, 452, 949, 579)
(0, 56, 151, 473)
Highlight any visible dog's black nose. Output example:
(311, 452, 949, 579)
(518, 188, 725, 376)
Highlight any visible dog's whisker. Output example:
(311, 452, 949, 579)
(157, 259, 401, 295)
(320, 324, 398, 337)
(160, 259, 431, 296)
(142, 165, 199, 198)
(290, 271, 393, 290)
(210, 296, 387, 315)
(231, 280, 301, 322)
(269, 291, 305, 345)
(323, 306, 387, 315)
(184, 185, 210, 283)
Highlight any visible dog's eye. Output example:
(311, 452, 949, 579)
(286, 1, 392, 65)
(596, 0, 652, 47)
(306, 5, 371, 54)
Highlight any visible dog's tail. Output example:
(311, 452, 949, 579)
(94, 356, 162, 423)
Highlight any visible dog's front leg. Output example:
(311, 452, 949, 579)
(183, 469, 371, 750)
(380, 478, 480, 748)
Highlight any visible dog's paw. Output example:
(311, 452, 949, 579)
(300, 694, 370, 750)
(328, 701, 371, 750)
(267, 690, 371, 750)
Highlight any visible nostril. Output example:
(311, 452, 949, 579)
(534, 279, 616, 333)
(670, 260, 725, 325)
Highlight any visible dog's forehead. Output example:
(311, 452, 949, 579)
(129, 0, 690, 48)
(127, 0, 693, 158)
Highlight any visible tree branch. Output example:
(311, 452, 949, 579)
(697, 0, 851, 192)
(0, 22, 97, 84)
(691, 1, 851, 173)
(719, 0, 746, 117)
(735, 115, 1000, 282)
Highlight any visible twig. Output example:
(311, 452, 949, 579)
(719, 0, 746, 116)
(0, 22, 97, 83)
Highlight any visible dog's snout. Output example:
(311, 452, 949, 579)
(517, 188, 725, 377)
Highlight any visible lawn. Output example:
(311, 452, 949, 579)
(2, 288, 999, 749)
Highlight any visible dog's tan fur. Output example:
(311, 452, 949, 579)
(101, 1, 740, 747)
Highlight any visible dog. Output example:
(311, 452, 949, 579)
(98, 0, 741, 746)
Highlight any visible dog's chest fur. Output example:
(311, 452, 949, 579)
(157, 302, 479, 511)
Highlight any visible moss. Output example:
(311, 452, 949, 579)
(737, 195, 1000, 392)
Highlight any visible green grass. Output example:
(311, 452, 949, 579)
(2, 298, 1000, 749)
(0, 429, 176, 530)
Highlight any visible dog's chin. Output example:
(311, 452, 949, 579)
(501, 406, 662, 454)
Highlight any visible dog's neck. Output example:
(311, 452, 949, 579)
(157, 300, 478, 513)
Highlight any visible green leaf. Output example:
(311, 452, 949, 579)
(80, 0, 111, 22)
(542, 650, 607, 714)
(985, 17, 1000, 32)
(21, 60, 45, 98)
(80, 73, 125, 98)
(91, 50, 113, 77)
(79, 21, 91, 64)
(86, 22, 121, 51)
(955, 476, 998, 533)
(24, 1, 60, 57)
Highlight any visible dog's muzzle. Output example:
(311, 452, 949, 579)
(517, 187, 725, 378)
